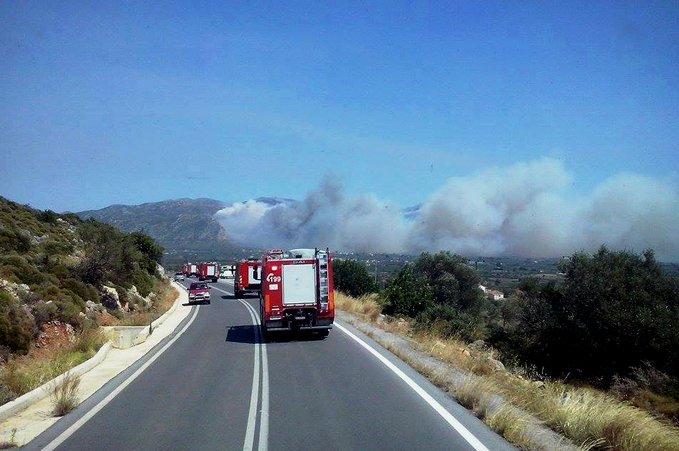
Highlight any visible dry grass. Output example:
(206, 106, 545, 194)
(334, 291, 381, 321)
(517, 384, 679, 451)
(116, 279, 178, 326)
(0, 328, 106, 405)
(51, 372, 80, 416)
(336, 291, 679, 451)
(450, 379, 554, 451)
(0, 428, 17, 449)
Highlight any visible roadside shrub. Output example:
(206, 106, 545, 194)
(60, 278, 95, 303)
(0, 254, 47, 286)
(416, 304, 489, 342)
(51, 372, 80, 416)
(49, 264, 71, 280)
(37, 209, 59, 225)
(381, 264, 433, 316)
(500, 247, 679, 383)
(0, 290, 35, 354)
(31, 300, 59, 329)
(413, 252, 486, 314)
(132, 269, 153, 297)
(73, 328, 106, 354)
(333, 259, 377, 297)
(127, 232, 163, 274)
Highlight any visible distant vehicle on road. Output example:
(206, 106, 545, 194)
(188, 282, 210, 304)
(198, 262, 219, 282)
(234, 260, 262, 297)
(183, 263, 198, 277)
(173, 272, 185, 281)
(220, 264, 235, 279)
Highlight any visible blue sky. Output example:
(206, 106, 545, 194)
(1, 0, 678, 213)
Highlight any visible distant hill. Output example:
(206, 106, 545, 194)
(77, 198, 267, 265)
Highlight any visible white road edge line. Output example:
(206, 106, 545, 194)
(239, 300, 269, 451)
(240, 301, 260, 451)
(334, 322, 490, 451)
(212, 284, 265, 451)
(41, 304, 201, 451)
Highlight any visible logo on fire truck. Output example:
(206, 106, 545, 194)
(266, 273, 282, 283)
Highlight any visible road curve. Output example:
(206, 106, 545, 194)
(25, 278, 514, 451)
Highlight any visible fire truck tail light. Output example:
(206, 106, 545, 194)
(265, 294, 271, 315)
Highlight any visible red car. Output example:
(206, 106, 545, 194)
(188, 282, 211, 304)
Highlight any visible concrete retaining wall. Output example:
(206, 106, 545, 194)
(0, 342, 112, 423)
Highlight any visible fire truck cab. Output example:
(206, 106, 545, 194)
(259, 248, 334, 337)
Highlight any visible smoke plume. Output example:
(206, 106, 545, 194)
(214, 158, 679, 261)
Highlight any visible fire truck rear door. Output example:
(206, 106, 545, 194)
(282, 263, 316, 305)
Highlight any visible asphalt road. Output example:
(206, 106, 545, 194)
(26, 278, 514, 451)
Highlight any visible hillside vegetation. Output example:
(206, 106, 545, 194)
(375, 248, 679, 389)
(0, 196, 165, 360)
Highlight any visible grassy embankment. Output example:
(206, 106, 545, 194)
(0, 196, 171, 407)
(335, 291, 679, 451)
(0, 279, 178, 404)
(98, 278, 179, 327)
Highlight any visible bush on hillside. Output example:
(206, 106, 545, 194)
(413, 252, 486, 314)
(416, 304, 489, 341)
(0, 290, 35, 354)
(333, 259, 377, 297)
(496, 247, 679, 382)
(381, 252, 490, 339)
(381, 264, 433, 316)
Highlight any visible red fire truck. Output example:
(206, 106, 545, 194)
(259, 248, 334, 337)
(234, 259, 262, 297)
(198, 262, 220, 282)
(183, 263, 198, 277)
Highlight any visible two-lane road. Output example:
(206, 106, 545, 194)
(26, 278, 513, 450)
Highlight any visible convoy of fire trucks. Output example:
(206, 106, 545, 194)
(178, 247, 335, 338)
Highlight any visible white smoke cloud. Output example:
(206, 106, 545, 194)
(576, 173, 679, 258)
(214, 158, 679, 261)
(408, 158, 573, 256)
(214, 178, 408, 253)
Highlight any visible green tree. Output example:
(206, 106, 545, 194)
(413, 252, 485, 313)
(128, 231, 164, 273)
(381, 264, 433, 316)
(333, 259, 377, 297)
(506, 247, 679, 381)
